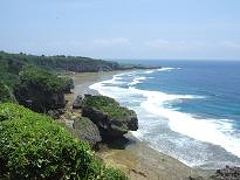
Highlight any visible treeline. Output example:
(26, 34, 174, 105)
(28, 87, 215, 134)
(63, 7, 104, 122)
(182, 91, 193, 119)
(0, 51, 120, 73)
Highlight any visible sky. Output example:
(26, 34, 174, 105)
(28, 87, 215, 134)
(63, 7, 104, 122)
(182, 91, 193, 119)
(1, 0, 240, 60)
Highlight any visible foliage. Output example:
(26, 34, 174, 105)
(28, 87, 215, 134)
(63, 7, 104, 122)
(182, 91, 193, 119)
(0, 59, 20, 88)
(13, 66, 68, 112)
(0, 82, 15, 103)
(19, 65, 66, 92)
(61, 76, 74, 93)
(0, 51, 120, 72)
(83, 95, 133, 119)
(0, 103, 127, 179)
(102, 167, 128, 180)
(0, 49, 118, 105)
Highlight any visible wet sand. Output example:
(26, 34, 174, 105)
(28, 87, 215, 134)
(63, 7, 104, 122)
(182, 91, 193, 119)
(68, 71, 212, 180)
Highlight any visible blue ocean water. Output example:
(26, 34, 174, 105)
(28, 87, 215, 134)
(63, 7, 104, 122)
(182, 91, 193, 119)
(90, 60, 240, 169)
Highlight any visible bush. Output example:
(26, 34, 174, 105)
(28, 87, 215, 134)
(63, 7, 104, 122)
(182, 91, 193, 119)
(61, 76, 74, 93)
(0, 82, 15, 103)
(0, 103, 127, 179)
(19, 65, 66, 92)
(83, 95, 134, 119)
(14, 66, 67, 112)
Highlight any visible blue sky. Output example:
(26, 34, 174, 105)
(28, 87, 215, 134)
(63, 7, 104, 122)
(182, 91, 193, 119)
(1, 0, 240, 60)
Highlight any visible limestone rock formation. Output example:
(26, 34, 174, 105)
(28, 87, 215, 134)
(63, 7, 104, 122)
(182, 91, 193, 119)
(73, 117, 102, 147)
(81, 95, 138, 140)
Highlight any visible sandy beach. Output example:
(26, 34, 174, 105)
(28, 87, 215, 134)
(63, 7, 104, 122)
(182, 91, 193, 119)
(67, 71, 212, 180)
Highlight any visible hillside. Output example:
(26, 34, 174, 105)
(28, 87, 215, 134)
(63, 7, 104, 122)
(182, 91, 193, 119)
(0, 51, 121, 73)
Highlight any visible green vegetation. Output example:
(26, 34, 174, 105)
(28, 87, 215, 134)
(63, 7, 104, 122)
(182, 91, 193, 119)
(0, 52, 76, 109)
(0, 51, 134, 179)
(13, 65, 67, 112)
(61, 76, 74, 93)
(19, 65, 66, 92)
(0, 54, 21, 88)
(0, 103, 127, 179)
(0, 82, 15, 103)
(0, 51, 121, 110)
(83, 96, 134, 119)
(0, 51, 120, 73)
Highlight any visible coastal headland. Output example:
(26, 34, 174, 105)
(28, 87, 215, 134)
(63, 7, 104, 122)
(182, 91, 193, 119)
(1, 51, 239, 179)
(63, 71, 213, 180)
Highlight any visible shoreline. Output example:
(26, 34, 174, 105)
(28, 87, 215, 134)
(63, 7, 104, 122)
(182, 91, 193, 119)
(69, 71, 212, 180)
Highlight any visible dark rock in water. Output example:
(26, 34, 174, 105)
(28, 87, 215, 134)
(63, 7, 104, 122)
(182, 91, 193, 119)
(73, 117, 102, 147)
(81, 95, 138, 140)
(211, 166, 240, 180)
(73, 95, 83, 109)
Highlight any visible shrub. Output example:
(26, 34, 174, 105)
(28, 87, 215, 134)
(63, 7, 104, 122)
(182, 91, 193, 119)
(0, 103, 127, 179)
(19, 65, 66, 92)
(102, 167, 128, 180)
(14, 66, 67, 112)
(83, 95, 134, 119)
(61, 76, 74, 93)
(0, 82, 15, 103)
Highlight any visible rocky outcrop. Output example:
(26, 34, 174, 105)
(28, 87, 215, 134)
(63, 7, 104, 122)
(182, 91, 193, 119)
(73, 117, 102, 147)
(81, 95, 138, 140)
(211, 166, 240, 180)
(73, 95, 83, 109)
(15, 85, 66, 113)
(14, 66, 68, 113)
(47, 109, 65, 119)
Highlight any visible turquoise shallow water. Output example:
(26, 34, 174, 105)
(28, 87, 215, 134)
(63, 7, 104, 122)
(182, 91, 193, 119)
(90, 60, 240, 169)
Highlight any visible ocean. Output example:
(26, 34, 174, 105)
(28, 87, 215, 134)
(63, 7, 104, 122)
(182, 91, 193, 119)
(89, 60, 240, 169)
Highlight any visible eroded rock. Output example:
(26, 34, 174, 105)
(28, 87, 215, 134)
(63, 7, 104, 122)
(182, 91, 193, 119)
(73, 117, 102, 147)
(81, 95, 138, 140)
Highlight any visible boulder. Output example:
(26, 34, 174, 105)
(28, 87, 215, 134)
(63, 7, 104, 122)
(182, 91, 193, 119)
(81, 95, 138, 140)
(73, 117, 102, 147)
(72, 95, 83, 109)
(47, 108, 65, 119)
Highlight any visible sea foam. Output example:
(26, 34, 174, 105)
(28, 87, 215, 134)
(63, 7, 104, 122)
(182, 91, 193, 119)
(89, 68, 240, 166)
